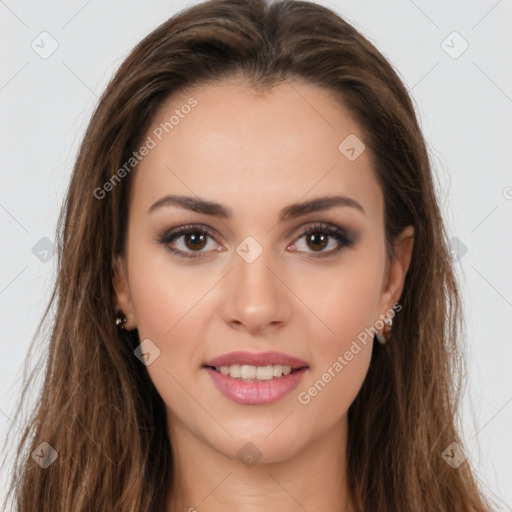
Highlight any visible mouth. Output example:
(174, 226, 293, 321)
(203, 363, 307, 382)
(202, 350, 310, 404)
(202, 360, 309, 405)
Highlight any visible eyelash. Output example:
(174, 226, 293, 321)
(155, 222, 354, 260)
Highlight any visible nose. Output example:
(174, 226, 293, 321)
(219, 246, 291, 336)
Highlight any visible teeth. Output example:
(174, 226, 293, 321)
(215, 364, 295, 380)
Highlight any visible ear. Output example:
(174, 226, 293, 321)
(378, 225, 414, 312)
(112, 254, 136, 330)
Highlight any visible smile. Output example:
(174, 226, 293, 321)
(203, 365, 308, 405)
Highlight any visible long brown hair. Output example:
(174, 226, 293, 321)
(2, 0, 496, 510)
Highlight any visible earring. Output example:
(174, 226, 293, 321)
(376, 316, 393, 345)
(115, 310, 127, 329)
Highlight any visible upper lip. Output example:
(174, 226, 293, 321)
(203, 351, 309, 369)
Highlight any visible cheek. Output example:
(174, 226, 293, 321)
(125, 238, 228, 376)
(296, 240, 385, 350)
(125, 248, 214, 431)
(295, 341, 372, 429)
(126, 236, 213, 341)
(292, 248, 384, 417)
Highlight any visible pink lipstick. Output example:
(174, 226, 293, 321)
(203, 350, 309, 405)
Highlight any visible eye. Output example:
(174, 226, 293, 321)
(156, 222, 355, 260)
(156, 224, 219, 259)
(290, 222, 354, 258)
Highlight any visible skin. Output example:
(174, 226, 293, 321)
(113, 79, 414, 512)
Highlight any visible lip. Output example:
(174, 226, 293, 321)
(203, 350, 309, 369)
(204, 366, 309, 405)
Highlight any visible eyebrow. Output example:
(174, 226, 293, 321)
(147, 194, 365, 220)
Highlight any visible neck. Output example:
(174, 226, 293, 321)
(165, 411, 356, 512)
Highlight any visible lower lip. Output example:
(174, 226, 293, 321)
(203, 366, 308, 405)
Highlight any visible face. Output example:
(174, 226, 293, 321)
(113, 79, 413, 465)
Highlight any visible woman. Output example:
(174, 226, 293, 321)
(3, 0, 495, 510)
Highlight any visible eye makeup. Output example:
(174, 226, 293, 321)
(154, 221, 357, 260)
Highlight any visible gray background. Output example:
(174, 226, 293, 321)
(1, 0, 511, 509)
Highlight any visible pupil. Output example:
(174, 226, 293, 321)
(309, 233, 327, 251)
(186, 233, 206, 250)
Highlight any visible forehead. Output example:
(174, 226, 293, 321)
(130, 80, 383, 223)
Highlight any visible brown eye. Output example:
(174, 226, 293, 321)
(183, 232, 208, 251)
(157, 225, 218, 259)
(305, 232, 329, 252)
(157, 222, 354, 260)
(292, 222, 354, 258)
